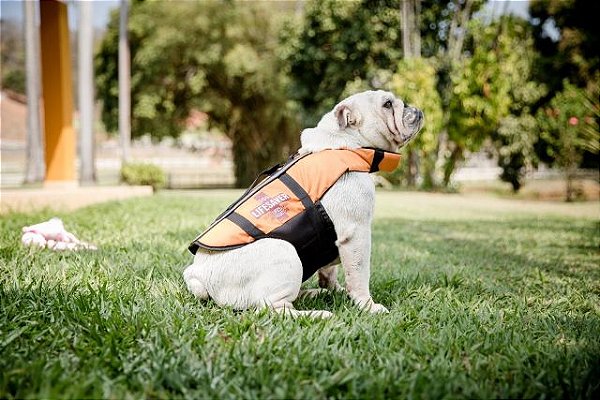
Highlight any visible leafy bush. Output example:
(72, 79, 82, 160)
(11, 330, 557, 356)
(120, 163, 166, 191)
(1, 69, 26, 94)
(536, 80, 599, 201)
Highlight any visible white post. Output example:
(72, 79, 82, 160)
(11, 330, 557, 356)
(119, 0, 131, 164)
(24, 0, 45, 183)
(78, 0, 96, 183)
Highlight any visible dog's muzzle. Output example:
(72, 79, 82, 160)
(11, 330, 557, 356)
(403, 107, 423, 130)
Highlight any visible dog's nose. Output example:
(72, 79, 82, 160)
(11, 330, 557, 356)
(403, 108, 418, 125)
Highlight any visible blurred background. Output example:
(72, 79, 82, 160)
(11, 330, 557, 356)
(1, 0, 598, 201)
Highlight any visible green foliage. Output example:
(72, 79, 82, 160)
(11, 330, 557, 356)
(95, 1, 299, 187)
(1, 68, 25, 94)
(536, 81, 600, 200)
(120, 162, 166, 191)
(281, 0, 483, 128)
(496, 114, 538, 192)
(537, 81, 599, 164)
(449, 17, 546, 191)
(529, 0, 600, 171)
(530, 0, 600, 92)
(343, 59, 444, 188)
(281, 0, 402, 127)
(92, 0, 597, 192)
(0, 20, 25, 94)
(1, 193, 598, 398)
(419, 0, 458, 57)
(390, 59, 444, 188)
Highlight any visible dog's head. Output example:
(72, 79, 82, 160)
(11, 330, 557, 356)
(334, 90, 424, 151)
(300, 90, 424, 154)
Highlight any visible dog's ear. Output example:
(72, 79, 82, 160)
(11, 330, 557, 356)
(335, 103, 361, 129)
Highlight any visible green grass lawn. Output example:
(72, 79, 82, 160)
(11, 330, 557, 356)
(1, 190, 599, 399)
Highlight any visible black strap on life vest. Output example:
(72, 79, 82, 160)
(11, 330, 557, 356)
(369, 149, 385, 173)
(204, 153, 309, 230)
(189, 153, 313, 255)
(279, 173, 312, 209)
(224, 171, 314, 241)
(220, 168, 315, 242)
(227, 212, 264, 239)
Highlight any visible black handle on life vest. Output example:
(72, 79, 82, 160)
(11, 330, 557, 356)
(198, 161, 285, 234)
(224, 162, 283, 215)
(248, 163, 282, 190)
(209, 154, 303, 222)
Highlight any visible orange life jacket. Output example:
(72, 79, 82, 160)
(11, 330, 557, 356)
(189, 148, 401, 281)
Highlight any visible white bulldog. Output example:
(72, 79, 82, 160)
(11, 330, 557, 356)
(183, 90, 423, 317)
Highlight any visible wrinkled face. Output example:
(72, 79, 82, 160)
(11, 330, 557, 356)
(334, 90, 424, 151)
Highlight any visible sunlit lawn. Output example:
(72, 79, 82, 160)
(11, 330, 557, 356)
(1, 190, 598, 398)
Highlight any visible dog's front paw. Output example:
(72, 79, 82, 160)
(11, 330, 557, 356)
(356, 298, 389, 314)
(367, 303, 389, 314)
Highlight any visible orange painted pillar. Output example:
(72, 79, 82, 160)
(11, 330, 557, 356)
(40, 0, 76, 184)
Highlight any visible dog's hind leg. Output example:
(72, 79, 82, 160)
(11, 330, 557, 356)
(318, 263, 345, 291)
(299, 263, 345, 299)
(298, 288, 329, 299)
(298, 262, 345, 299)
(183, 264, 209, 300)
(270, 301, 333, 319)
(260, 286, 333, 318)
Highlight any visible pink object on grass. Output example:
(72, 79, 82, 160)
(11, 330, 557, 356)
(21, 217, 97, 251)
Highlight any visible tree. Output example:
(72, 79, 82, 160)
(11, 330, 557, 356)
(95, 1, 299, 186)
(530, 0, 599, 92)
(400, 0, 422, 186)
(401, 0, 421, 58)
(281, 0, 403, 128)
(496, 114, 538, 192)
(433, 0, 482, 187)
(537, 81, 599, 201)
(283, 0, 485, 189)
(529, 0, 599, 171)
(341, 59, 443, 188)
(490, 17, 547, 192)
(449, 16, 545, 191)
(118, 0, 131, 163)
(390, 59, 443, 188)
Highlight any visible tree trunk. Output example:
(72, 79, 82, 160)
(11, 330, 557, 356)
(401, 1, 413, 58)
(447, 0, 473, 62)
(119, 0, 131, 164)
(433, 128, 449, 186)
(231, 130, 277, 188)
(565, 163, 576, 202)
(420, 150, 436, 190)
(401, 0, 422, 186)
(413, 0, 421, 58)
(24, 0, 45, 183)
(401, 0, 421, 58)
(443, 145, 463, 187)
(403, 149, 420, 187)
(434, 0, 475, 188)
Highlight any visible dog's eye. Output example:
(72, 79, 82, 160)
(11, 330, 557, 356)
(383, 100, 393, 109)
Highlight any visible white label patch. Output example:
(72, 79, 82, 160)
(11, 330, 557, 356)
(250, 192, 291, 219)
